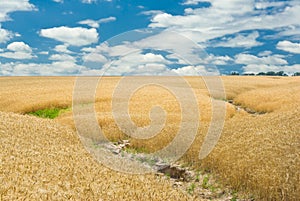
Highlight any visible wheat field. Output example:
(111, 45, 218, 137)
(0, 76, 299, 200)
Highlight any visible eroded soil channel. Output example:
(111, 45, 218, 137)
(100, 139, 252, 200)
(226, 99, 266, 116)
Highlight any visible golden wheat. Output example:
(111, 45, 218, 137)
(0, 111, 192, 200)
(0, 76, 299, 200)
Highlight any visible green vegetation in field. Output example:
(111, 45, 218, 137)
(187, 183, 196, 195)
(202, 175, 210, 189)
(28, 107, 70, 119)
(124, 146, 149, 154)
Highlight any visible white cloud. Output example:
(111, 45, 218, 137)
(98, 16, 116, 24)
(0, 0, 36, 22)
(79, 29, 220, 76)
(255, 1, 287, 10)
(140, 10, 164, 16)
(279, 25, 300, 40)
(79, 62, 171, 76)
(102, 63, 171, 76)
(82, 41, 140, 57)
(206, 54, 233, 65)
(82, 0, 97, 4)
(277, 40, 300, 54)
(40, 26, 98, 46)
(130, 30, 206, 65)
(81, 47, 96, 53)
(0, 41, 35, 59)
(0, 28, 14, 43)
(181, 0, 205, 5)
(165, 53, 189, 65)
(83, 53, 107, 63)
(258, 50, 272, 57)
(148, 0, 300, 45)
(49, 54, 76, 62)
(134, 63, 168, 74)
(106, 52, 172, 72)
(172, 65, 218, 75)
(0, 3, 29, 50)
(0, 61, 84, 76)
(78, 16, 116, 28)
(53, 44, 73, 54)
(52, 0, 63, 3)
(243, 64, 300, 75)
(78, 19, 101, 28)
(80, 42, 174, 75)
(214, 31, 262, 48)
(133, 52, 171, 64)
(7, 41, 31, 52)
(38, 51, 49, 55)
(235, 53, 288, 65)
(82, 29, 208, 68)
(236, 52, 299, 74)
(0, 52, 33, 60)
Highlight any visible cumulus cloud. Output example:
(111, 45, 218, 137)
(99, 52, 172, 75)
(53, 44, 73, 54)
(81, 41, 140, 57)
(0, 0, 36, 22)
(78, 16, 116, 28)
(81, 42, 165, 74)
(0, 41, 35, 59)
(172, 65, 218, 75)
(82, 52, 108, 63)
(121, 52, 171, 64)
(181, 0, 205, 5)
(140, 10, 164, 16)
(213, 31, 262, 48)
(243, 64, 300, 75)
(7, 41, 31, 52)
(278, 26, 300, 40)
(205, 54, 233, 65)
(0, 61, 84, 76)
(79, 29, 220, 76)
(234, 53, 297, 74)
(49, 54, 76, 62)
(149, 0, 300, 44)
(235, 53, 288, 65)
(277, 40, 300, 54)
(101, 63, 170, 76)
(40, 26, 98, 46)
(258, 50, 272, 57)
(255, 1, 287, 10)
(0, 1, 33, 46)
(0, 28, 14, 43)
(78, 19, 103, 28)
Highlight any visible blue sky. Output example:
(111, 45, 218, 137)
(0, 0, 300, 75)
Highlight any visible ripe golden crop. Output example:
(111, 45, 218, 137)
(0, 76, 299, 200)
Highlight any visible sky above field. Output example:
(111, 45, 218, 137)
(0, 0, 300, 75)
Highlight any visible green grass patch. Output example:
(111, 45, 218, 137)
(28, 107, 70, 119)
(123, 146, 149, 154)
(187, 183, 196, 195)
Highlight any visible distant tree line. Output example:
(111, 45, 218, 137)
(229, 71, 300, 76)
